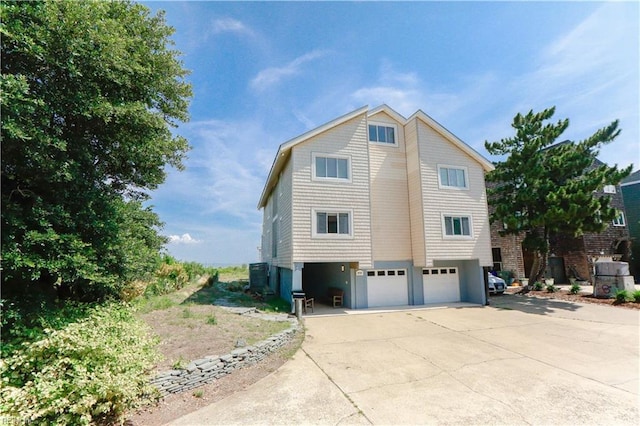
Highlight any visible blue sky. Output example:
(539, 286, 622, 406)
(144, 1, 639, 266)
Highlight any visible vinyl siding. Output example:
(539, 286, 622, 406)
(367, 112, 412, 261)
(276, 160, 293, 268)
(291, 114, 373, 268)
(260, 159, 293, 268)
(405, 119, 426, 266)
(415, 119, 492, 266)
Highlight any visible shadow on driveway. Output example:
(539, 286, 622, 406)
(489, 293, 582, 316)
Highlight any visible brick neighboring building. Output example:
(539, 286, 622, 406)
(488, 158, 631, 283)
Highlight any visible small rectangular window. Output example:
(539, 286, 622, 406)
(438, 166, 468, 189)
(368, 123, 396, 144)
(423, 269, 429, 275)
(314, 155, 349, 180)
(367, 271, 375, 276)
(603, 185, 616, 194)
(432, 269, 439, 275)
(315, 211, 351, 236)
(398, 270, 405, 276)
(444, 215, 472, 236)
(440, 269, 447, 274)
(613, 211, 625, 227)
(449, 269, 456, 274)
(388, 270, 396, 276)
(377, 270, 385, 276)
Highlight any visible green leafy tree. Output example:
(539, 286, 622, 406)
(1, 1, 192, 300)
(485, 107, 632, 287)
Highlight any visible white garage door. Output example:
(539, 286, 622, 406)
(367, 269, 409, 308)
(423, 267, 460, 303)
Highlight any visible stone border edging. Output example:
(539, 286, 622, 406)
(149, 308, 300, 396)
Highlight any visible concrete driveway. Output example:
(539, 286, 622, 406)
(169, 295, 639, 425)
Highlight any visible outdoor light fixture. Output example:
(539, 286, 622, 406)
(341, 264, 345, 272)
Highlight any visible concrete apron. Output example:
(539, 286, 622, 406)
(168, 295, 639, 425)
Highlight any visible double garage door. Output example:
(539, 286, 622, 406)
(366, 267, 461, 307)
(367, 269, 408, 308)
(423, 267, 460, 303)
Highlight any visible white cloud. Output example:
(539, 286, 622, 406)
(168, 233, 201, 244)
(210, 17, 254, 36)
(250, 50, 330, 91)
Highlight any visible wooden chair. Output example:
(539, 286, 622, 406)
(328, 287, 344, 308)
(303, 297, 314, 313)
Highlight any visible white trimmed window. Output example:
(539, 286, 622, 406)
(368, 122, 397, 145)
(443, 215, 472, 237)
(312, 209, 352, 238)
(438, 165, 468, 189)
(313, 154, 350, 181)
(613, 211, 625, 227)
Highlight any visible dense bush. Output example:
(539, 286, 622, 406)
(144, 262, 189, 296)
(633, 290, 640, 303)
(0, 303, 159, 425)
(182, 261, 218, 281)
(1, 1, 191, 302)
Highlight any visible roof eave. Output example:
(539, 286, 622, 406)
(409, 110, 495, 172)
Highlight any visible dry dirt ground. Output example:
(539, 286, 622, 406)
(127, 333, 303, 426)
(127, 283, 636, 425)
(124, 275, 301, 426)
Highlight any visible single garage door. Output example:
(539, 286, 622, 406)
(367, 269, 409, 308)
(423, 267, 460, 303)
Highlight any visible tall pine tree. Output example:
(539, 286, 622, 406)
(485, 107, 632, 287)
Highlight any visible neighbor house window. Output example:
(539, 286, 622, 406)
(313, 209, 352, 237)
(368, 123, 396, 145)
(603, 185, 616, 194)
(443, 215, 472, 237)
(313, 154, 350, 180)
(438, 165, 468, 189)
(492, 247, 503, 271)
(613, 211, 625, 227)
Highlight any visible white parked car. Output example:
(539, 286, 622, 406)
(488, 273, 506, 295)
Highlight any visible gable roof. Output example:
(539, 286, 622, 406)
(408, 110, 495, 172)
(257, 105, 495, 209)
(257, 105, 369, 208)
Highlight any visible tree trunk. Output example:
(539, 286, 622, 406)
(529, 229, 550, 288)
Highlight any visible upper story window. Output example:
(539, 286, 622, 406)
(313, 154, 350, 181)
(443, 214, 472, 238)
(438, 165, 468, 189)
(313, 209, 352, 238)
(603, 185, 616, 194)
(368, 123, 396, 145)
(613, 211, 625, 227)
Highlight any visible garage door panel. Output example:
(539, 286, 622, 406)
(367, 270, 408, 308)
(423, 267, 460, 303)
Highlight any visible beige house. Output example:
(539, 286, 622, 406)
(258, 105, 494, 309)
